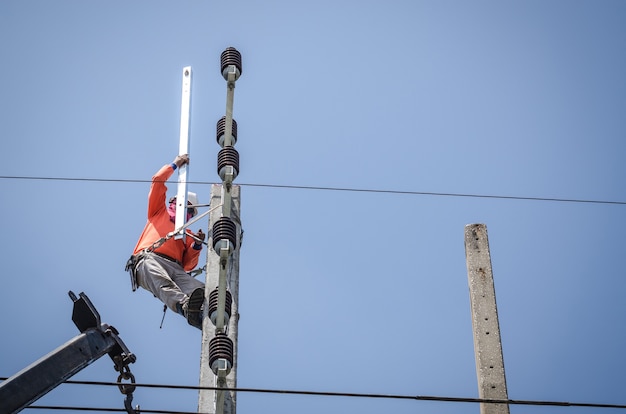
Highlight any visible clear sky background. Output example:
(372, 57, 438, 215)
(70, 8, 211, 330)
(1, 1, 625, 413)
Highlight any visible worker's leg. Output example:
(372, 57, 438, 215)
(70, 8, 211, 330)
(170, 266, 205, 328)
(134, 253, 186, 312)
(170, 267, 205, 296)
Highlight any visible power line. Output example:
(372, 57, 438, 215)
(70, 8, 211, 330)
(240, 182, 626, 205)
(0, 175, 624, 206)
(25, 407, 199, 414)
(6, 378, 625, 410)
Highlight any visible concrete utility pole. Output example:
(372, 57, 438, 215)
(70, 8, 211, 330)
(199, 185, 241, 413)
(198, 47, 243, 414)
(464, 224, 510, 414)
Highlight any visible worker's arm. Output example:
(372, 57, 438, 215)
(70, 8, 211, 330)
(147, 155, 189, 218)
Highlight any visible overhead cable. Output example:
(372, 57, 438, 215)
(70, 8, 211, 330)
(0, 175, 624, 206)
(8, 378, 625, 410)
(25, 406, 201, 413)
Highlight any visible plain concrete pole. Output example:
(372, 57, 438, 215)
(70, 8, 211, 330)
(464, 224, 510, 414)
(198, 184, 242, 414)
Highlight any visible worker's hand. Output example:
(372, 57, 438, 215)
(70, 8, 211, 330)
(192, 229, 205, 249)
(173, 154, 189, 168)
(195, 229, 206, 242)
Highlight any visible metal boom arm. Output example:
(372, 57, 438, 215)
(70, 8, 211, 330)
(0, 292, 136, 414)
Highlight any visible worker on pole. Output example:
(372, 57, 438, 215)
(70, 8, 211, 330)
(126, 154, 206, 329)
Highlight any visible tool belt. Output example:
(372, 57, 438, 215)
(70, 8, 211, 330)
(125, 250, 184, 292)
(125, 253, 143, 292)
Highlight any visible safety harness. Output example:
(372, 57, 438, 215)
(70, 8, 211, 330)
(125, 203, 218, 291)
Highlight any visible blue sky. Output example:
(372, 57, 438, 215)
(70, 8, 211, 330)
(1, 1, 625, 413)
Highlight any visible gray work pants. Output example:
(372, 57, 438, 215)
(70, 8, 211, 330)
(134, 252, 204, 313)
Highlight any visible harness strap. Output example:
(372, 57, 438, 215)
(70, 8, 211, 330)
(152, 251, 183, 267)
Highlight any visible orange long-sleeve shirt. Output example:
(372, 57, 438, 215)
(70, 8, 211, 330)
(132, 163, 201, 271)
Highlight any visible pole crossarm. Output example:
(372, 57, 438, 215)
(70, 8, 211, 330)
(175, 66, 193, 241)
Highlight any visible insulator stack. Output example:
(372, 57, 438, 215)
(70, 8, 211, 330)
(216, 116, 238, 147)
(212, 216, 237, 253)
(199, 48, 245, 413)
(209, 332, 234, 375)
(208, 288, 233, 326)
(221, 47, 242, 81)
(217, 147, 240, 182)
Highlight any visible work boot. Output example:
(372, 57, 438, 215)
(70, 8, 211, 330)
(186, 288, 204, 329)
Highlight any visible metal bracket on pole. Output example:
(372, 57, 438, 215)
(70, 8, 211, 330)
(222, 69, 237, 149)
(221, 185, 233, 221)
(215, 245, 232, 332)
(175, 66, 192, 240)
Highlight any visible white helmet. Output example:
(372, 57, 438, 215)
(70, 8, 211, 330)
(169, 192, 199, 216)
(187, 192, 199, 216)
